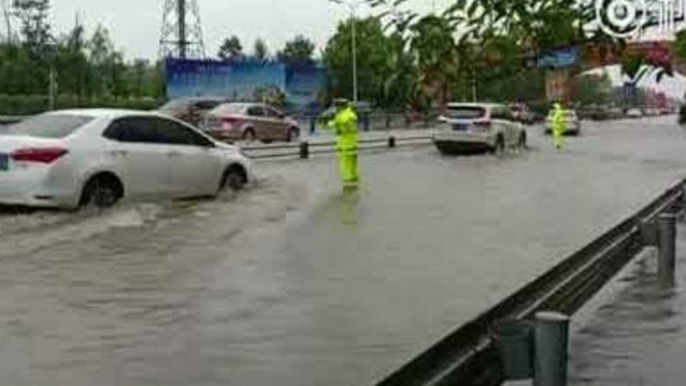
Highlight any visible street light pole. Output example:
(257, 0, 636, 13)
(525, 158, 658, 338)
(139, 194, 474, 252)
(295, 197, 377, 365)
(330, 0, 363, 103)
(351, 3, 358, 103)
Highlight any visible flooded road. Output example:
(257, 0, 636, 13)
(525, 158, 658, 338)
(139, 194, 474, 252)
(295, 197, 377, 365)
(569, 223, 686, 386)
(1, 117, 686, 386)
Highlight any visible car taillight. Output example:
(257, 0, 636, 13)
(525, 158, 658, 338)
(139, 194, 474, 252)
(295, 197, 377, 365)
(222, 117, 241, 125)
(11, 147, 68, 164)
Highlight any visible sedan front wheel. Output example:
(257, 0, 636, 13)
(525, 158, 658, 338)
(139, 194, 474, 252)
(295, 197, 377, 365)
(219, 166, 247, 193)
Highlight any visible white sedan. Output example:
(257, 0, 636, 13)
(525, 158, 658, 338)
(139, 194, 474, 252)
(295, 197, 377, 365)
(0, 109, 252, 209)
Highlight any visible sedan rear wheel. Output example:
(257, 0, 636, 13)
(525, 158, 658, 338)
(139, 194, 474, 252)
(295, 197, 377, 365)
(81, 176, 122, 209)
(492, 135, 505, 155)
(243, 129, 256, 143)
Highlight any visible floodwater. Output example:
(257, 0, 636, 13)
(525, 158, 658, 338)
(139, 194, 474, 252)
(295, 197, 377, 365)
(569, 225, 686, 386)
(1, 117, 686, 386)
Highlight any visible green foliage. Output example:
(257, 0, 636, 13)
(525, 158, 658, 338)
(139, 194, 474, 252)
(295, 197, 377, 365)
(253, 38, 269, 62)
(323, 17, 394, 105)
(12, 0, 52, 59)
(277, 35, 315, 66)
(571, 73, 612, 106)
(673, 30, 686, 63)
(254, 85, 286, 107)
(0, 3, 165, 114)
(218, 36, 243, 62)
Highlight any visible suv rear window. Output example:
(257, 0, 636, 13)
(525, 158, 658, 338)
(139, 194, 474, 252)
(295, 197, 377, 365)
(446, 106, 486, 119)
(3, 114, 93, 138)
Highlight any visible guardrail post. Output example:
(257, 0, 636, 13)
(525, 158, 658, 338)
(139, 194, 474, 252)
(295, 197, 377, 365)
(534, 312, 570, 386)
(388, 135, 396, 149)
(659, 213, 677, 283)
(300, 141, 310, 160)
(639, 219, 659, 246)
(494, 320, 534, 381)
(310, 116, 316, 134)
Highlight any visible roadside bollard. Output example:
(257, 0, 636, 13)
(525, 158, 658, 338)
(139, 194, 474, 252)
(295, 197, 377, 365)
(310, 116, 316, 134)
(388, 135, 396, 149)
(363, 112, 371, 132)
(639, 219, 659, 247)
(659, 213, 677, 283)
(534, 312, 570, 386)
(493, 320, 535, 381)
(299, 141, 310, 160)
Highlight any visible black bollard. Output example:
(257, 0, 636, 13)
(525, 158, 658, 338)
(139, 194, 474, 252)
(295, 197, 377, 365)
(310, 116, 316, 134)
(659, 213, 677, 283)
(299, 141, 310, 159)
(388, 135, 397, 148)
(534, 312, 570, 386)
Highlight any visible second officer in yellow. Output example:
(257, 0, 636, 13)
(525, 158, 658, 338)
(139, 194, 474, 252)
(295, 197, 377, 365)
(327, 99, 360, 190)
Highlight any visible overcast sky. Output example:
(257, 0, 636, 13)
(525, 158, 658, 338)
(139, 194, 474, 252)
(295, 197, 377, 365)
(32, 0, 686, 97)
(47, 0, 453, 60)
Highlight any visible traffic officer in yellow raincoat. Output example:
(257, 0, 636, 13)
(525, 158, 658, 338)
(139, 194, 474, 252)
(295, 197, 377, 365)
(552, 102, 567, 150)
(327, 99, 360, 190)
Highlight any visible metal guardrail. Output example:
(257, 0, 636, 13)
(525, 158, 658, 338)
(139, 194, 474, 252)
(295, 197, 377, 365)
(371, 179, 685, 386)
(241, 135, 433, 160)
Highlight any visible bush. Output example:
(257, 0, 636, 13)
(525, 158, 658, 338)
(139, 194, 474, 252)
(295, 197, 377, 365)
(0, 94, 163, 116)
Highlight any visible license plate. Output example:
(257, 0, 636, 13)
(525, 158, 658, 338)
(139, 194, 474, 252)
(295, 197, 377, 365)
(453, 124, 468, 131)
(0, 154, 7, 171)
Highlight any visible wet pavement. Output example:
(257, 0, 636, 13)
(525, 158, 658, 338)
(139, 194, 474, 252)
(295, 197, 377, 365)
(569, 222, 686, 386)
(1, 116, 686, 386)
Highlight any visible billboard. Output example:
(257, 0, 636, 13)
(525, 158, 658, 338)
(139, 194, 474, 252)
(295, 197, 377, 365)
(536, 47, 580, 69)
(166, 59, 327, 108)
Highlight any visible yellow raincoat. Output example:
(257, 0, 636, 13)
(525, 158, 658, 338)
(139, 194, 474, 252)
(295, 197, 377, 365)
(552, 104, 567, 150)
(327, 106, 360, 188)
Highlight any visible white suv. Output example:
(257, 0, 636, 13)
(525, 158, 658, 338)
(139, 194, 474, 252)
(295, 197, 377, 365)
(433, 103, 527, 155)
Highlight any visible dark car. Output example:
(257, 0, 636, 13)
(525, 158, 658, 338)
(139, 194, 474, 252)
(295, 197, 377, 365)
(158, 97, 227, 127)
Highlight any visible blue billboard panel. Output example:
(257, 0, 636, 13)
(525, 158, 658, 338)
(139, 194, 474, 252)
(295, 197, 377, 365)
(285, 66, 328, 109)
(536, 47, 580, 69)
(166, 59, 327, 108)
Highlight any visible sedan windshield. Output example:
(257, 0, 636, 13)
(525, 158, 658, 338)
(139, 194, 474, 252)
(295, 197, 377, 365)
(3, 114, 94, 139)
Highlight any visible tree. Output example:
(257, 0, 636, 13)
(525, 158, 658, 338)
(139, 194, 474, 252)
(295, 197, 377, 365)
(253, 38, 269, 62)
(409, 15, 458, 107)
(12, 0, 52, 58)
(571, 73, 612, 106)
(324, 18, 393, 103)
(54, 21, 92, 98)
(218, 35, 243, 62)
(277, 35, 315, 65)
